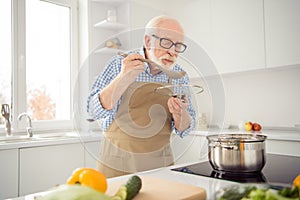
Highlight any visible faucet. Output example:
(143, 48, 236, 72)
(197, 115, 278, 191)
(1, 104, 12, 136)
(17, 113, 33, 137)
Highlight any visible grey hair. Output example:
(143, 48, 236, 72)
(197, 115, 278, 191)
(143, 15, 184, 46)
(144, 15, 183, 36)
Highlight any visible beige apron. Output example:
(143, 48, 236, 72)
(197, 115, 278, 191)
(97, 82, 174, 178)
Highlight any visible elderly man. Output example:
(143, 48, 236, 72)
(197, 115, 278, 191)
(87, 15, 196, 178)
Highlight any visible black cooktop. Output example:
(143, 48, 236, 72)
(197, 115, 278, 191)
(172, 154, 300, 184)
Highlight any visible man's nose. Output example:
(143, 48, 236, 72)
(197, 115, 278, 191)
(167, 46, 177, 56)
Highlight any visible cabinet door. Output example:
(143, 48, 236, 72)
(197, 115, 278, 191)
(19, 143, 84, 196)
(84, 141, 101, 168)
(164, 0, 214, 78)
(264, 0, 300, 67)
(211, 0, 265, 74)
(266, 140, 300, 157)
(171, 134, 207, 165)
(0, 149, 18, 199)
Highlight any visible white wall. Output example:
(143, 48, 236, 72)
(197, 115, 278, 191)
(192, 65, 300, 128)
(162, 0, 300, 129)
(82, 0, 300, 130)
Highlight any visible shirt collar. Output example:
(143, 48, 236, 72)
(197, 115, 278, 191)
(140, 46, 152, 75)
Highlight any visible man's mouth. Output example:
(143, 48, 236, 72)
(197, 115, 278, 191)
(161, 58, 174, 65)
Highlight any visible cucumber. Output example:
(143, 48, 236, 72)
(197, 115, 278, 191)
(115, 175, 142, 200)
(125, 175, 142, 200)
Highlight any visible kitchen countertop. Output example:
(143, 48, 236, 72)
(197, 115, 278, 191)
(11, 154, 300, 200)
(1, 128, 299, 150)
(10, 154, 300, 200)
(190, 128, 300, 142)
(4, 129, 300, 199)
(9, 161, 237, 200)
(0, 131, 103, 150)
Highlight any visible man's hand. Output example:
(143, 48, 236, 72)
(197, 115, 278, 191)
(168, 96, 188, 115)
(167, 96, 191, 132)
(120, 54, 145, 83)
(99, 54, 145, 110)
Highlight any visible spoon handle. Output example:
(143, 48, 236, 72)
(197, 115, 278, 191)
(117, 52, 186, 79)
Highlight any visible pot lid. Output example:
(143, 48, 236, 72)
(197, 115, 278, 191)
(206, 134, 267, 143)
(154, 84, 204, 98)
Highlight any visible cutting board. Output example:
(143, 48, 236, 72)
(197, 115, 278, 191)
(106, 176, 206, 200)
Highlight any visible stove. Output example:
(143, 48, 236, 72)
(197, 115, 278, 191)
(172, 154, 300, 184)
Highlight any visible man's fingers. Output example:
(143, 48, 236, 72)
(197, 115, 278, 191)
(130, 60, 144, 66)
(124, 54, 143, 62)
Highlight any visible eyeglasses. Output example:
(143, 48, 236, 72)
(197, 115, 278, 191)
(152, 34, 187, 53)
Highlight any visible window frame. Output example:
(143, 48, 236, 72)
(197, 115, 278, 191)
(5, 0, 79, 133)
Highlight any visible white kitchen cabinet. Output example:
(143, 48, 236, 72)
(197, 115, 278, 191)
(171, 134, 208, 165)
(0, 149, 18, 199)
(264, 0, 300, 68)
(266, 139, 300, 157)
(83, 140, 101, 168)
(211, 0, 265, 74)
(165, 0, 214, 78)
(168, 0, 300, 74)
(19, 143, 84, 196)
(164, 0, 266, 75)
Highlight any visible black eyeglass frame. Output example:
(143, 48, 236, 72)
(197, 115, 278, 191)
(151, 34, 187, 53)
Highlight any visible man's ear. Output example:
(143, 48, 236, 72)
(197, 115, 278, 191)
(144, 35, 151, 50)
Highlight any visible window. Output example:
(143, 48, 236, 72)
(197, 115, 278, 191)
(26, 0, 71, 121)
(0, 1, 12, 126)
(0, 0, 78, 133)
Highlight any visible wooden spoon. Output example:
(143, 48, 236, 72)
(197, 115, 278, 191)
(118, 52, 186, 79)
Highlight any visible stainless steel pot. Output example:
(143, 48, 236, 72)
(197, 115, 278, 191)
(207, 134, 267, 173)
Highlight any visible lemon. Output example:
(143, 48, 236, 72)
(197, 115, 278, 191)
(244, 122, 252, 131)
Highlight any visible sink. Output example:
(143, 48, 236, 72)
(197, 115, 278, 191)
(0, 132, 79, 144)
(0, 136, 37, 143)
(34, 132, 79, 139)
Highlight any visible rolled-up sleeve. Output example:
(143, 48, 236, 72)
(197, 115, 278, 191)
(88, 90, 112, 119)
(172, 74, 197, 137)
(173, 99, 196, 138)
(87, 56, 121, 121)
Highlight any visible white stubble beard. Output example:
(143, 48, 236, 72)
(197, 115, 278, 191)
(148, 48, 177, 70)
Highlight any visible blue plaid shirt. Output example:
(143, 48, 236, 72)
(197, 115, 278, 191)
(87, 48, 196, 137)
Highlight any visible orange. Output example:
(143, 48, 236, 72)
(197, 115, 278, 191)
(67, 168, 107, 193)
(293, 174, 300, 188)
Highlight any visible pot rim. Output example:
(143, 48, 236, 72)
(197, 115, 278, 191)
(206, 133, 267, 143)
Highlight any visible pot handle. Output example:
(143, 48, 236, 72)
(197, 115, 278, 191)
(209, 142, 238, 150)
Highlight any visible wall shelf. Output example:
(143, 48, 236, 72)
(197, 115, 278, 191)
(92, 0, 126, 6)
(94, 20, 127, 30)
(94, 47, 124, 54)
